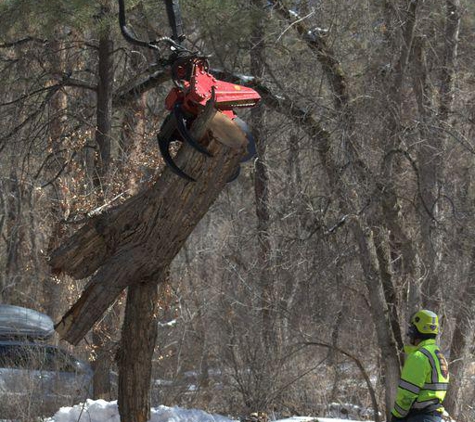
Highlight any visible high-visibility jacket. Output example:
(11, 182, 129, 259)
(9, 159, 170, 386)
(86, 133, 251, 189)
(391, 338, 449, 418)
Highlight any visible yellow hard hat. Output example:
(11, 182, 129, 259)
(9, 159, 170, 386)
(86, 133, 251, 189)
(410, 309, 439, 335)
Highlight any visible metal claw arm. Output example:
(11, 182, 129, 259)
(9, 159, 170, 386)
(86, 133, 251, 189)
(118, 0, 158, 50)
(157, 114, 196, 182)
(117, 0, 187, 52)
(118, 0, 260, 183)
(165, 0, 185, 42)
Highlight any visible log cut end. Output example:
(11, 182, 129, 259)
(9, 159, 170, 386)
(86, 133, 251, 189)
(208, 112, 248, 151)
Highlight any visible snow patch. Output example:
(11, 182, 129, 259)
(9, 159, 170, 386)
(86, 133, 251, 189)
(42, 400, 369, 422)
(44, 400, 237, 422)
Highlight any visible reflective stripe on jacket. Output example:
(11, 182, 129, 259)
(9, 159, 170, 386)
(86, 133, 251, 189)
(391, 339, 449, 418)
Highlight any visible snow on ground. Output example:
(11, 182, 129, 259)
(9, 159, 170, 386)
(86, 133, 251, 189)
(45, 400, 235, 422)
(43, 400, 364, 422)
(279, 419, 366, 422)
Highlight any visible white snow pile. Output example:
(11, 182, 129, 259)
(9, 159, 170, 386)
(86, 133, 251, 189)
(45, 400, 237, 422)
(43, 400, 365, 422)
(272, 419, 370, 422)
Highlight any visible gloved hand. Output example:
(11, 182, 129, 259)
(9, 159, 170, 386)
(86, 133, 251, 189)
(390, 415, 405, 422)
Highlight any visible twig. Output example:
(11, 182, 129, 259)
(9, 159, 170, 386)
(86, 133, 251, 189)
(383, 148, 436, 222)
(86, 191, 129, 217)
(300, 340, 381, 422)
(0, 37, 48, 48)
(40, 151, 77, 189)
(276, 11, 315, 43)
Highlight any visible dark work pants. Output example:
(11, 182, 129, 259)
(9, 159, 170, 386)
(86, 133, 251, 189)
(406, 413, 442, 422)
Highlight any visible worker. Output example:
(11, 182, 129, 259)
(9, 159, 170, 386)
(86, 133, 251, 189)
(390, 310, 449, 422)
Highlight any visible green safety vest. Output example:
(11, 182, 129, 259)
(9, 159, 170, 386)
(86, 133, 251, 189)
(391, 338, 449, 418)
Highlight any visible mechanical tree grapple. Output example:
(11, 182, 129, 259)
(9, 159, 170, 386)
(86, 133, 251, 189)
(118, 0, 261, 182)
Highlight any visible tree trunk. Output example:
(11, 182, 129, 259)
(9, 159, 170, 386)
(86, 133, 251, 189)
(51, 109, 248, 345)
(374, 227, 404, 356)
(3, 163, 24, 301)
(44, 32, 69, 326)
(254, 76, 402, 416)
(378, 0, 421, 315)
(1, 45, 28, 303)
(444, 247, 475, 418)
(250, 0, 275, 353)
(422, 0, 461, 310)
(413, 33, 443, 311)
(351, 220, 401, 418)
(92, 314, 115, 400)
(239, 3, 405, 409)
(114, 25, 160, 418)
(91, 4, 117, 398)
(117, 278, 161, 422)
(442, 4, 468, 412)
(94, 4, 114, 186)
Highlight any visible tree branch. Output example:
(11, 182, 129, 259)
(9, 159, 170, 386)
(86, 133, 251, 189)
(0, 37, 48, 48)
(268, 0, 349, 110)
(114, 68, 170, 107)
(63, 78, 97, 92)
(210, 69, 330, 148)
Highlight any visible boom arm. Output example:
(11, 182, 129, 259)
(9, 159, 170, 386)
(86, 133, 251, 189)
(164, 0, 185, 42)
(117, 0, 186, 52)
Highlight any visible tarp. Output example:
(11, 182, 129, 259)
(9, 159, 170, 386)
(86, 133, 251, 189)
(0, 304, 54, 339)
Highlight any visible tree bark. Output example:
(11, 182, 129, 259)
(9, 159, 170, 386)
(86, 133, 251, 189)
(94, 4, 114, 185)
(351, 220, 400, 418)
(422, 0, 461, 310)
(444, 247, 475, 418)
(51, 109, 248, 345)
(117, 278, 161, 422)
(250, 0, 275, 353)
(43, 31, 70, 327)
(89, 4, 118, 398)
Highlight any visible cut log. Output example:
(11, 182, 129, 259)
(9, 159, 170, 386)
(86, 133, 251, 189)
(52, 110, 249, 344)
(49, 100, 218, 279)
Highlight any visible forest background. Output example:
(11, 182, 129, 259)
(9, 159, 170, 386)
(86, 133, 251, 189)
(1, 0, 474, 421)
